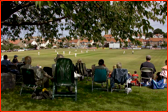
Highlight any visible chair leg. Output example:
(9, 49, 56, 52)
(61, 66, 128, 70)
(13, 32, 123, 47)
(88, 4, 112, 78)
(20, 86, 23, 96)
(52, 84, 55, 100)
(75, 80, 77, 101)
(107, 80, 108, 92)
(92, 81, 93, 92)
(111, 87, 113, 93)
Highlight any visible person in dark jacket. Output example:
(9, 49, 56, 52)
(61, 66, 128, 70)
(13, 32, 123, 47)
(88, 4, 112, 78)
(12, 55, 19, 64)
(140, 55, 156, 79)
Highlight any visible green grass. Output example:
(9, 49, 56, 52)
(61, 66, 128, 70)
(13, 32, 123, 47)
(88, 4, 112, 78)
(1, 48, 167, 111)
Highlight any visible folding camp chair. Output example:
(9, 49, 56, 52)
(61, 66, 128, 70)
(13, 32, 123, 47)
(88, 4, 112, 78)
(1, 65, 8, 73)
(110, 68, 131, 94)
(9, 65, 22, 84)
(92, 67, 108, 92)
(52, 58, 77, 101)
(140, 67, 153, 87)
(75, 62, 89, 81)
(20, 68, 38, 95)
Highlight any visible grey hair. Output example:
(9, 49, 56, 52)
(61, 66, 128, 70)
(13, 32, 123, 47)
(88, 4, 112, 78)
(116, 62, 122, 68)
(54, 54, 64, 62)
(146, 55, 151, 60)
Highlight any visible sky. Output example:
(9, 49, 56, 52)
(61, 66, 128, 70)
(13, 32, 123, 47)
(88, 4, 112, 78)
(19, 19, 167, 38)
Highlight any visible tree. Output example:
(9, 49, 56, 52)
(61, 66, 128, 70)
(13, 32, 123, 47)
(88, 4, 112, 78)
(1, 1, 167, 42)
(153, 28, 164, 34)
(163, 32, 167, 38)
(145, 32, 153, 38)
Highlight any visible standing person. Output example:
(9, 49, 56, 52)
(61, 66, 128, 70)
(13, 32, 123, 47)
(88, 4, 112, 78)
(12, 55, 19, 65)
(140, 55, 156, 85)
(20, 56, 53, 87)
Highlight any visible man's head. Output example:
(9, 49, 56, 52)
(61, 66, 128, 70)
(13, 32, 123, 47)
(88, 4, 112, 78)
(146, 55, 151, 61)
(98, 59, 104, 66)
(4, 55, 8, 60)
(116, 62, 122, 68)
(24, 56, 32, 65)
(54, 54, 64, 62)
(77, 59, 82, 63)
(14, 55, 18, 58)
(134, 71, 137, 74)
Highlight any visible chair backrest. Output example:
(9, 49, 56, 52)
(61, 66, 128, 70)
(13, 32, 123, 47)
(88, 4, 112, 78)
(54, 58, 74, 85)
(43, 67, 53, 77)
(75, 63, 86, 75)
(111, 68, 128, 84)
(140, 67, 153, 73)
(21, 68, 36, 85)
(94, 68, 107, 83)
(1, 65, 8, 73)
(9, 65, 18, 70)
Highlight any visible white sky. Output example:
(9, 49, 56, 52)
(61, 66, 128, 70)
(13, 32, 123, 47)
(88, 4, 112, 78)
(25, 19, 167, 38)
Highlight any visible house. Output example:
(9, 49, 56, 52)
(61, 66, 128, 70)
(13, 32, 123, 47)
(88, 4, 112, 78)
(9, 39, 25, 48)
(153, 34, 163, 38)
(146, 38, 167, 46)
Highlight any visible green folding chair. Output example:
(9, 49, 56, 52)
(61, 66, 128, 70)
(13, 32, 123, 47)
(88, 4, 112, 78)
(20, 68, 38, 95)
(92, 67, 108, 92)
(52, 58, 77, 101)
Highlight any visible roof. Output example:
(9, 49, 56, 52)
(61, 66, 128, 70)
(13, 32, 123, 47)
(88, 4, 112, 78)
(69, 39, 79, 43)
(9, 39, 21, 45)
(104, 34, 112, 38)
(148, 38, 166, 42)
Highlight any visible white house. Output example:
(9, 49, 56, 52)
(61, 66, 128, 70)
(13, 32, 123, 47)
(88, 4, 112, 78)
(153, 34, 163, 38)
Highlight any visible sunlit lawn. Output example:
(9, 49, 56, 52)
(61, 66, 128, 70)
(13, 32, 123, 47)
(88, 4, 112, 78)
(1, 48, 167, 111)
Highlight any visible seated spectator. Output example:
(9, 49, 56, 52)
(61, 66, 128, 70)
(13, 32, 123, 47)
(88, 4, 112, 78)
(140, 55, 156, 79)
(116, 62, 122, 69)
(1, 55, 12, 67)
(156, 60, 167, 84)
(75, 59, 89, 80)
(92, 59, 110, 77)
(131, 71, 140, 86)
(12, 55, 19, 65)
(132, 71, 139, 80)
(20, 56, 53, 87)
(52, 54, 64, 76)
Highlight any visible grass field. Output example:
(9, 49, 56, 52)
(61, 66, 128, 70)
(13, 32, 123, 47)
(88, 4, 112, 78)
(1, 48, 167, 111)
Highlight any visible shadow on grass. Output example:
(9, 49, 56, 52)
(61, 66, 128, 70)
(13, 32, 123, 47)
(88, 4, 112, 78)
(1, 78, 167, 111)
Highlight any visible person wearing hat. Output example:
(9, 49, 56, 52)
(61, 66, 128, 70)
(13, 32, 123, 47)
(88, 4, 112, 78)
(140, 55, 156, 79)
(12, 55, 19, 64)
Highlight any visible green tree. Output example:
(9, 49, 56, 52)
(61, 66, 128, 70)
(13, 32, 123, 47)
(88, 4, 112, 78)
(46, 43, 53, 48)
(145, 32, 153, 38)
(153, 28, 164, 34)
(163, 33, 167, 38)
(1, 1, 167, 42)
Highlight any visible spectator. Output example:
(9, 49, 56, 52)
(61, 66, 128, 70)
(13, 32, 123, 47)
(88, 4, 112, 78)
(92, 59, 110, 76)
(140, 55, 156, 79)
(12, 55, 19, 64)
(52, 54, 64, 76)
(1, 55, 11, 66)
(20, 56, 53, 87)
(116, 62, 122, 68)
(159, 60, 167, 84)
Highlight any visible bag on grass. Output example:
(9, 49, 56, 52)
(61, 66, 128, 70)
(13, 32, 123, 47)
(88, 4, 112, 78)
(32, 89, 52, 100)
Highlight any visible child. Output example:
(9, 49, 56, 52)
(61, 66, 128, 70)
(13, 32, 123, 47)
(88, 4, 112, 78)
(131, 71, 140, 86)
